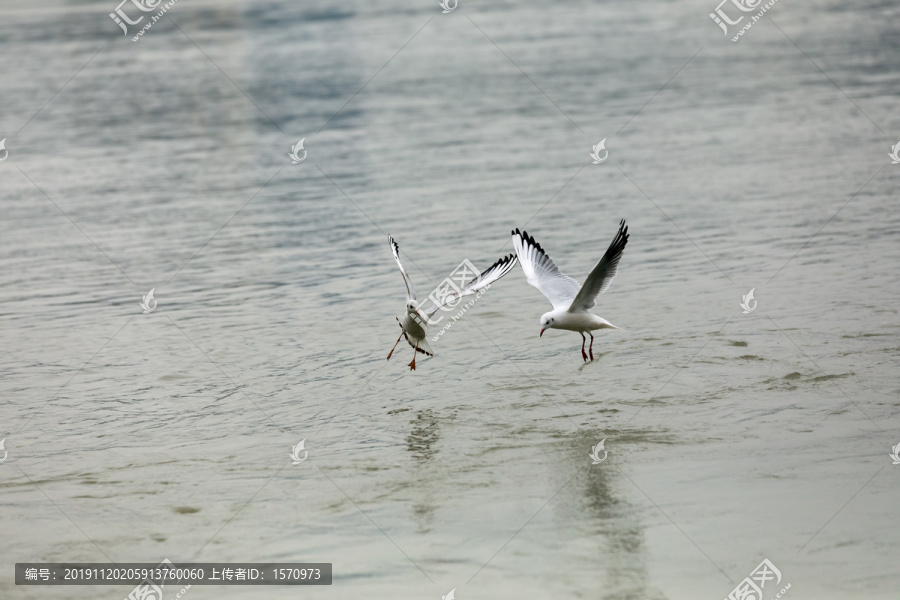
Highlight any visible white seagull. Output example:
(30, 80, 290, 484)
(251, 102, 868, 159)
(511, 220, 629, 362)
(387, 237, 518, 370)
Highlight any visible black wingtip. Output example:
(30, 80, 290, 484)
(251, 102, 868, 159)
(519, 230, 547, 255)
(484, 252, 518, 276)
(610, 219, 629, 251)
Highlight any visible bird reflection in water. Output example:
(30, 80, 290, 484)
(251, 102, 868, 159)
(580, 440, 663, 600)
(406, 410, 441, 534)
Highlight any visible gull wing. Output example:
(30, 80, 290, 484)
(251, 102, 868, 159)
(511, 229, 581, 310)
(390, 236, 416, 302)
(568, 219, 629, 313)
(425, 253, 518, 316)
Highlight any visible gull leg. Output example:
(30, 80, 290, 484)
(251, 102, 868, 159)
(580, 332, 588, 362)
(408, 341, 418, 371)
(386, 332, 404, 360)
(589, 332, 594, 362)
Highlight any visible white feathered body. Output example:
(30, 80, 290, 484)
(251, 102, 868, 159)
(542, 309, 619, 333)
(397, 309, 434, 356)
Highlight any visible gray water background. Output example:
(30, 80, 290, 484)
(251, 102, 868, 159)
(1, 0, 899, 598)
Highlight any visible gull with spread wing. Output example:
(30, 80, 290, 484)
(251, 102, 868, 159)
(511, 220, 629, 362)
(387, 236, 518, 370)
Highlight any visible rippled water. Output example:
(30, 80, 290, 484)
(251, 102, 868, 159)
(1, 0, 899, 598)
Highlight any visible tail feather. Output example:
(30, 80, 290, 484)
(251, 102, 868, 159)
(594, 317, 621, 331)
(402, 331, 435, 356)
(417, 338, 434, 356)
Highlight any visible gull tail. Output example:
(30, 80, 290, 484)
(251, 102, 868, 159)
(402, 331, 435, 357)
(594, 317, 622, 331)
(417, 339, 434, 356)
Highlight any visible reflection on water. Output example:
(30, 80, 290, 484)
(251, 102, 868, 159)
(407, 410, 440, 535)
(406, 409, 440, 463)
(540, 429, 668, 600)
(583, 465, 660, 600)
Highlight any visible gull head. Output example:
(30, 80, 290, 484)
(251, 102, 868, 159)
(539, 312, 556, 337)
(406, 300, 420, 313)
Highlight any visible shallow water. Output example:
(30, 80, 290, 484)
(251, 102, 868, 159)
(1, 0, 899, 599)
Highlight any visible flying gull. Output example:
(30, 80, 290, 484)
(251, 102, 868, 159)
(511, 220, 629, 361)
(387, 236, 517, 370)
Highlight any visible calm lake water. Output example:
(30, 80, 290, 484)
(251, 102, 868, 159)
(1, 0, 899, 599)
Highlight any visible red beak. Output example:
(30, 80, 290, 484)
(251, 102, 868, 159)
(540, 328, 545, 337)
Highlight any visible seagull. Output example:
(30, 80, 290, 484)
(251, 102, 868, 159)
(511, 220, 629, 362)
(387, 236, 518, 370)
